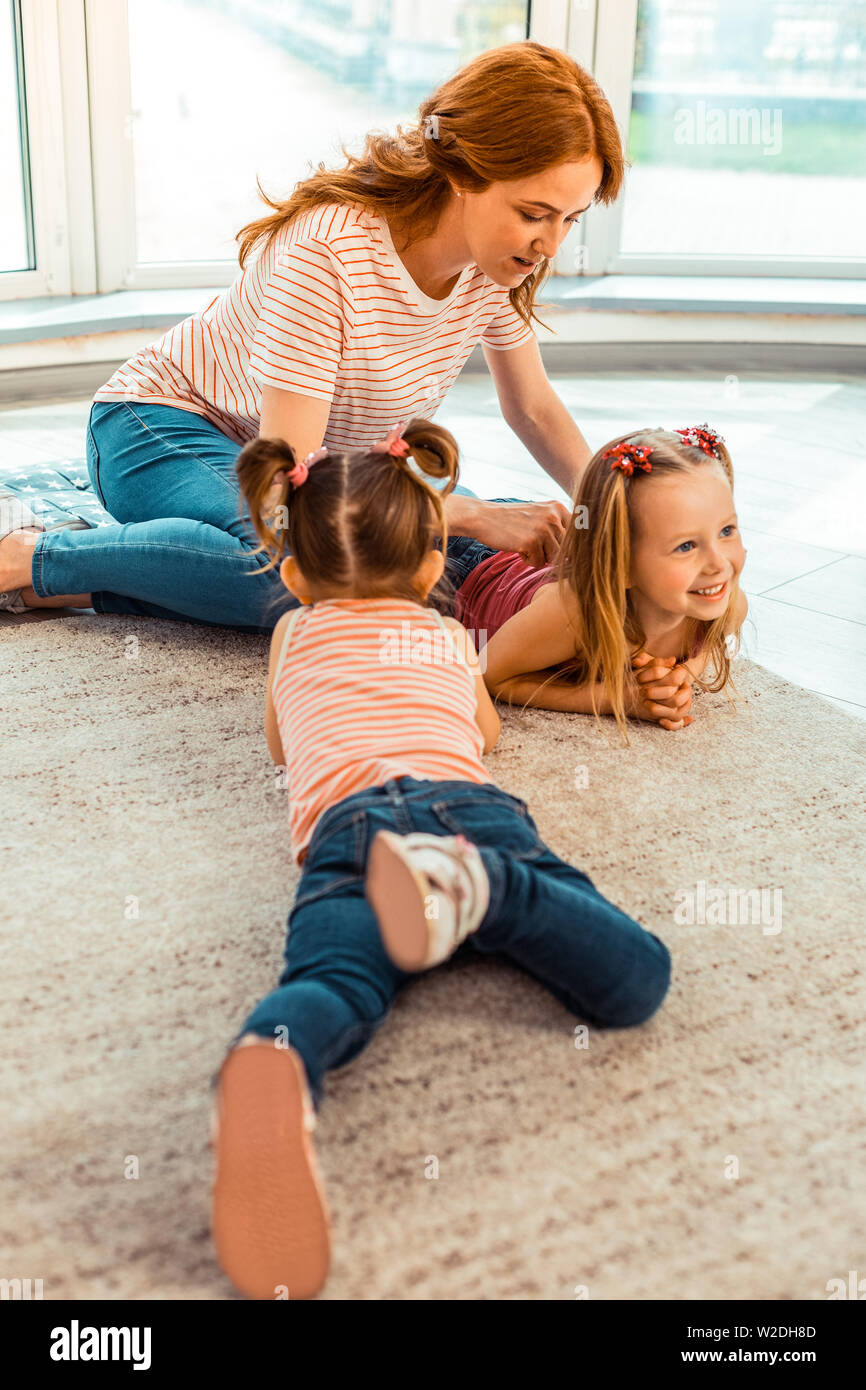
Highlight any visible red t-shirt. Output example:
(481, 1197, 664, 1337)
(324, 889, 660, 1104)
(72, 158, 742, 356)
(455, 551, 554, 647)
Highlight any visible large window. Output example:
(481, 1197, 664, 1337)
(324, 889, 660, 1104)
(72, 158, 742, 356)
(126, 0, 528, 266)
(618, 0, 866, 266)
(2, 0, 864, 301)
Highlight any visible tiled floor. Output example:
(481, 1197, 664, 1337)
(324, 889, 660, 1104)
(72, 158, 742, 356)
(1, 369, 865, 718)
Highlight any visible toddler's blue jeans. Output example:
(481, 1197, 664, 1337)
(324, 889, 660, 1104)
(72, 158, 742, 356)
(234, 776, 672, 1109)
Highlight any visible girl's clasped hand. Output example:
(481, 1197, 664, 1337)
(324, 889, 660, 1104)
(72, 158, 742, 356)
(629, 652, 695, 731)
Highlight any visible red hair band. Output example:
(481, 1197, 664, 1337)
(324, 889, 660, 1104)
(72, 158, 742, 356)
(602, 441, 654, 476)
(675, 423, 725, 458)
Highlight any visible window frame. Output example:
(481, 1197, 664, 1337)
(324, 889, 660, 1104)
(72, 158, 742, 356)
(1, 0, 864, 305)
(85, 0, 231, 290)
(2, 0, 76, 298)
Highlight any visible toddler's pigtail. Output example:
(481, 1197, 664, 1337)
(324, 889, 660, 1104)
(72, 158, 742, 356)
(347, 417, 460, 609)
(235, 437, 301, 574)
(401, 420, 459, 500)
(400, 420, 460, 611)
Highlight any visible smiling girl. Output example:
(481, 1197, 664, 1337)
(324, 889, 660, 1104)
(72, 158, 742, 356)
(453, 424, 748, 741)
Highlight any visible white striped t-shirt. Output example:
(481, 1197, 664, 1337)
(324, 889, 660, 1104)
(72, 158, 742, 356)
(271, 597, 494, 864)
(93, 201, 536, 449)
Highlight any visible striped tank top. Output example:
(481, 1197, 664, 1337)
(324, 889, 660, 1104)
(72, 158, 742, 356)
(92, 201, 535, 449)
(272, 598, 494, 864)
(455, 551, 555, 644)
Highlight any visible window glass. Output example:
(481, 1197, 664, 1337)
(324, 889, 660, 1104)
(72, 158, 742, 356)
(127, 0, 529, 264)
(621, 0, 866, 260)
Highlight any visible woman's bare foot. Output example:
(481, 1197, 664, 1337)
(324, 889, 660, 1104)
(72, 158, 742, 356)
(0, 527, 91, 608)
(0, 526, 42, 590)
(16, 589, 94, 609)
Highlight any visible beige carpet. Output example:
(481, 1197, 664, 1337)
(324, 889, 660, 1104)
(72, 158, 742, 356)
(1, 611, 863, 1301)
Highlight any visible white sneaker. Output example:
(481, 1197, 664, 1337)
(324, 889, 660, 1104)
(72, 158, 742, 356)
(365, 830, 491, 972)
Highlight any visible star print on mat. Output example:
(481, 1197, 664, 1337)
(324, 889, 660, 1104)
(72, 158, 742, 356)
(0, 459, 115, 528)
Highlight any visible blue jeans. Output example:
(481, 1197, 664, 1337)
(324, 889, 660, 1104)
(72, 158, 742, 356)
(234, 777, 671, 1109)
(31, 400, 489, 633)
(442, 533, 499, 590)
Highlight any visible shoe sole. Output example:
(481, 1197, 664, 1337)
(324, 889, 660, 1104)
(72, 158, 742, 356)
(211, 1041, 331, 1300)
(365, 830, 436, 972)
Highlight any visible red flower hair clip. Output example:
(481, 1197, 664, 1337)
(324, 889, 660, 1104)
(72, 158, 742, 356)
(602, 441, 654, 476)
(675, 423, 725, 458)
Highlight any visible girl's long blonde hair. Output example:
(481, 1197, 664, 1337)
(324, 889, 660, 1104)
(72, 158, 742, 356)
(554, 429, 743, 744)
(235, 39, 625, 338)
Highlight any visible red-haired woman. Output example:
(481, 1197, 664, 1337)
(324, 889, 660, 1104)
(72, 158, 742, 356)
(0, 41, 624, 629)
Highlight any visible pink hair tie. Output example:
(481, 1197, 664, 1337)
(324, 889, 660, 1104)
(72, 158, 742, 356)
(277, 445, 329, 489)
(369, 421, 410, 458)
